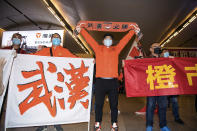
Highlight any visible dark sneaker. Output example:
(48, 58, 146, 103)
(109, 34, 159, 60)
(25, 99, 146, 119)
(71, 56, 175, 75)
(111, 123, 118, 131)
(94, 122, 101, 131)
(36, 126, 47, 131)
(175, 118, 184, 125)
(54, 125, 63, 131)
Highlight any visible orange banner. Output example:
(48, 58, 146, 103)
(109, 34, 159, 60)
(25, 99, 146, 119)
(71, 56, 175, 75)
(76, 21, 140, 33)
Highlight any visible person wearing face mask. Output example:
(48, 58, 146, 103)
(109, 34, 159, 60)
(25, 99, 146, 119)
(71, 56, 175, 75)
(31, 33, 77, 131)
(75, 27, 135, 131)
(162, 50, 184, 125)
(146, 43, 170, 131)
(2, 33, 26, 54)
(32, 33, 77, 58)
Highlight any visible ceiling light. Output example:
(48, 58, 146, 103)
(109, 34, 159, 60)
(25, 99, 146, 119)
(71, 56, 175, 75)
(48, 7, 55, 15)
(189, 16, 196, 23)
(42, 0, 89, 54)
(160, 9, 197, 47)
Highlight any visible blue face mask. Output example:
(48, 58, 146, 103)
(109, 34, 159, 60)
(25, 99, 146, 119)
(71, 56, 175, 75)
(104, 39, 112, 47)
(52, 38, 61, 46)
(12, 38, 21, 45)
(164, 52, 170, 58)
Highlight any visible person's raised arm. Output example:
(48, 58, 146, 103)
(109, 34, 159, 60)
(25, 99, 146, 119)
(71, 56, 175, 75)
(116, 30, 135, 53)
(63, 48, 78, 58)
(29, 48, 48, 56)
(78, 28, 100, 52)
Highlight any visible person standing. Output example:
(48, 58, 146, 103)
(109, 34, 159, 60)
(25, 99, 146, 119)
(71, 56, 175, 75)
(162, 50, 184, 125)
(76, 26, 135, 131)
(146, 43, 170, 131)
(32, 33, 77, 131)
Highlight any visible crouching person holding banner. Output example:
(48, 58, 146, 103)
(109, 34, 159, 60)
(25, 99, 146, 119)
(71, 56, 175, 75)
(31, 33, 77, 131)
(146, 43, 170, 131)
(75, 24, 135, 131)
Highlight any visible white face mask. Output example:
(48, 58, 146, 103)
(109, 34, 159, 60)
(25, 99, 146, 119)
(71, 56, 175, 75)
(164, 52, 169, 58)
(104, 39, 112, 47)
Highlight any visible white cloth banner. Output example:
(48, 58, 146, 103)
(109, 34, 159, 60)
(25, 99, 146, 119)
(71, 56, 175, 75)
(2, 30, 64, 47)
(5, 54, 94, 128)
(0, 49, 15, 113)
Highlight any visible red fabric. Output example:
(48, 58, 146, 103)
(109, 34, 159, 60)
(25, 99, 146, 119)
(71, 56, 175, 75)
(129, 46, 140, 58)
(124, 57, 197, 97)
(2, 46, 26, 54)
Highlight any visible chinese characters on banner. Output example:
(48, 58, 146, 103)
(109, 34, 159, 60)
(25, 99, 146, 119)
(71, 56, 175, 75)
(167, 48, 197, 57)
(1, 30, 64, 48)
(146, 65, 178, 90)
(124, 57, 197, 97)
(5, 54, 94, 128)
(76, 21, 140, 34)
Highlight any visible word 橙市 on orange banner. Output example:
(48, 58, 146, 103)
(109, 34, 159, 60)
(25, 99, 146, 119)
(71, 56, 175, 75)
(124, 57, 197, 97)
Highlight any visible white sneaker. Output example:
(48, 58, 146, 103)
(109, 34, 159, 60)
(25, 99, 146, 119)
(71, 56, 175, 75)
(94, 122, 101, 131)
(111, 123, 118, 131)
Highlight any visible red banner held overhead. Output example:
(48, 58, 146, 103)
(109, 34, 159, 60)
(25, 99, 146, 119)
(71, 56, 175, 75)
(124, 57, 197, 97)
(77, 21, 140, 34)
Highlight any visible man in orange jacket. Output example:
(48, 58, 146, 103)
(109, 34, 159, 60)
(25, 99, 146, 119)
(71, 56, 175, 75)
(32, 33, 77, 131)
(76, 27, 135, 131)
(32, 33, 77, 58)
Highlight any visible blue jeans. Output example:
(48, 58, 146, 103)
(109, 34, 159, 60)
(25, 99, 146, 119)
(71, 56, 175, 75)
(168, 96, 180, 120)
(146, 96, 167, 128)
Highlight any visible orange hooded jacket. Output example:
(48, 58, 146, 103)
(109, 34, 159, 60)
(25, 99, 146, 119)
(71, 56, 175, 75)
(80, 28, 134, 78)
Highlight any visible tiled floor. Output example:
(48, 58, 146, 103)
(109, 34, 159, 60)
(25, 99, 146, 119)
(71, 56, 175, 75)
(1, 94, 197, 131)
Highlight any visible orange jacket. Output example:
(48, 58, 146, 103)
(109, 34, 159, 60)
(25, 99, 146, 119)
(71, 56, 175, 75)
(118, 72, 123, 81)
(80, 28, 135, 78)
(32, 46, 77, 58)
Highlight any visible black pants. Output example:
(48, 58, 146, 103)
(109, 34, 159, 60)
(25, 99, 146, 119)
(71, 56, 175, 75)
(95, 78, 119, 123)
(195, 95, 197, 112)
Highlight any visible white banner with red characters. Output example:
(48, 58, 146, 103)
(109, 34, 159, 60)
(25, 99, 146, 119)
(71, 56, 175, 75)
(5, 54, 94, 128)
(0, 49, 15, 113)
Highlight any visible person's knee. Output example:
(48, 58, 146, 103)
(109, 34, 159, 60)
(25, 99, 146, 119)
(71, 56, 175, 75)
(171, 97, 178, 103)
(158, 103, 167, 109)
(147, 101, 155, 109)
(110, 103, 118, 110)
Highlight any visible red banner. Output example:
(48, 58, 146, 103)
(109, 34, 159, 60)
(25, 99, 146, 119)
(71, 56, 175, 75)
(124, 57, 197, 97)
